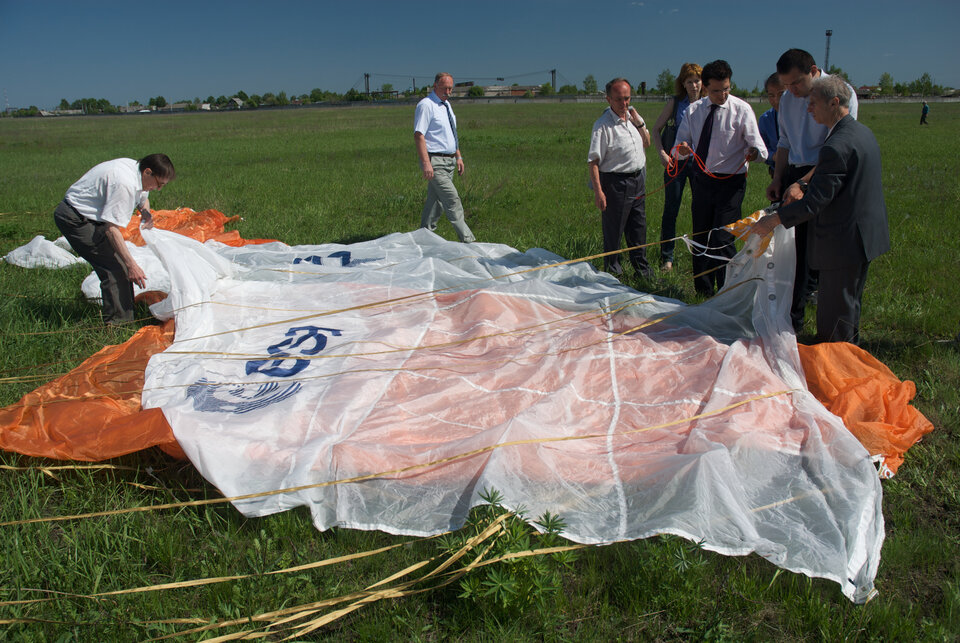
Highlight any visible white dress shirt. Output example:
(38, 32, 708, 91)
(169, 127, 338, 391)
(64, 158, 147, 227)
(414, 91, 458, 154)
(587, 107, 646, 173)
(674, 95, 767, 175)
(776, 71, 859, 167)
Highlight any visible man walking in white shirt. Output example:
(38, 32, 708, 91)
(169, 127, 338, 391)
(414, 73, 475, 243)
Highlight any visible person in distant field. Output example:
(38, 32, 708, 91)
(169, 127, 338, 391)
(53, 154, 175, 325)
(758, 73, 783, 180)
(651, 62, 703, 272)
(920, 101, 929, 124)
(414, 72, 475, 243)
(749, 76, 889, 345)
(674, 60, 766, 296)
(588, 77, 652, 278)
(765, 48, 859, 333)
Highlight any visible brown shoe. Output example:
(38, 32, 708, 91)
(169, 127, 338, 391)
(661, 261, 673, 273)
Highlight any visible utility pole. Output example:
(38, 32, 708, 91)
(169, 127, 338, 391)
(824, 30, 833, 71)
(551, 69, 556, 92)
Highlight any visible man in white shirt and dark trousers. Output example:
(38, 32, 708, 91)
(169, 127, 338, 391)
(765, 48, 859, 333)
(675, 60, 766, 296)
(588, 78, 652, 278)
(414, 73, 475, 243)
(53, 154, 175, 325)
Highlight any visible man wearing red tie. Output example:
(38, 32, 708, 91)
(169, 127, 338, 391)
(674, 60, 766, 296)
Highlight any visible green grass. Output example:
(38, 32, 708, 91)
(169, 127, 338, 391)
(1, 102, 959, 640)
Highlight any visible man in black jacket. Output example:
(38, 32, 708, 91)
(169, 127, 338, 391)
(749, 75, 889, 344)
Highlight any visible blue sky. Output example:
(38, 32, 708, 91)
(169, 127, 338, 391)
(1, 0, 957, 109)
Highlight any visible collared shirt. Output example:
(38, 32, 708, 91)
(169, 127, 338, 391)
(414, 91, 458, 154)
(776, 71, 859, 167)
(587, 107, 646, 173)
(674, 95, 767, 175)
(64, 158, 147, 227)
(757, 107, 779, 168)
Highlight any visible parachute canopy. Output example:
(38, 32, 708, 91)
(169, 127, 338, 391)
(0, 209, 935, 603)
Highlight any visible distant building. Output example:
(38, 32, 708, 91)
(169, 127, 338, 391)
(452, 84, 543, 98)
(856, 85, 881, 99)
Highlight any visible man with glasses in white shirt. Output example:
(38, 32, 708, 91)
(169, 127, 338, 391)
(54, 154, 175, 324)
(414, 73, 475, 243)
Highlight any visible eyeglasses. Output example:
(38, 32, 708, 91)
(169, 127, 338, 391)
(150, 171, 169, 189)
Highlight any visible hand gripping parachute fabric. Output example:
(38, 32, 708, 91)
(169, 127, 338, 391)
(139, 226, 883, 603)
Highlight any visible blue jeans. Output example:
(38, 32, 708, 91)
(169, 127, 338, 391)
(659, 161, 692, 263)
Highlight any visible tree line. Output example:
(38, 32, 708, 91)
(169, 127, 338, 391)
(2, 70, 951, 119)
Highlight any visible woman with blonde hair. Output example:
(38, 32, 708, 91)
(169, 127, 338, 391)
(651, 63, 704, 271)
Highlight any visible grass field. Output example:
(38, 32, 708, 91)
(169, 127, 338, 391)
(1, 101, 959, 640)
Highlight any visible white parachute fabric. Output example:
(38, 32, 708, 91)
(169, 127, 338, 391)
(139, 227, 883, 602)
(2, 235, 86, 268)
(80, 242, 170, 303)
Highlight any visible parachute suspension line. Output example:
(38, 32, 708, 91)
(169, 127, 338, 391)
(0, 388, 796, 528)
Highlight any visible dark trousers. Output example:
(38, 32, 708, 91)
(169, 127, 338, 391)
(817, 262, 870, 345)
(659, 161, 692, 264)
(599, 170, 650, 277)
(689, 171, 746, 295)
(782, 165, 817, 332)
(54, 200, 135, 324)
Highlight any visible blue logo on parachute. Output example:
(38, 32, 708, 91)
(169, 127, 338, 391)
(245, 326, 342, 378)
(186, 325, 342, 414)
(186, 379, 302, 414)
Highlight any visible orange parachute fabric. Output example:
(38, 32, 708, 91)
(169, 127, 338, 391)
(798, 342, 934, 475)
(0, 322, 182, 460)
(0, 211, 933, 472)
(122, 207, 276, 248)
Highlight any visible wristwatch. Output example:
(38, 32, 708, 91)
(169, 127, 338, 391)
(796, 180, 809, 193)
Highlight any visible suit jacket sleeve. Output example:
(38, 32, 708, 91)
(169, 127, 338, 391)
(777, 142, 846, 229)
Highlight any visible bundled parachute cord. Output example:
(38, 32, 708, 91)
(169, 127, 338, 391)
(0, 388, 794, 528)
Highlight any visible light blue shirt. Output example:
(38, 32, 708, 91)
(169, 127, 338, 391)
(414, 91, 458, 154)
(776, 71, 858, 167)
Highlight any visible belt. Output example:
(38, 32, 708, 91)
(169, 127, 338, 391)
(429, 152, 457, 158)
(600, 169, 642, 178)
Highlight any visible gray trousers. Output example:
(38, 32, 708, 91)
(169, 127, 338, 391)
(420, 155, 475, 243)
(54, 200, 135, 324)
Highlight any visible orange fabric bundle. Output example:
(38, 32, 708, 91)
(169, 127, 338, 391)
(798, 342, 934, 475)
(122, 207, 275, 247)
(0, 322, 183, 460)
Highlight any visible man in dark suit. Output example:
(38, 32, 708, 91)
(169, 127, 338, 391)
(749, 75, 889, 345)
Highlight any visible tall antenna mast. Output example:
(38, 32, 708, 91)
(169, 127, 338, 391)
(824, 30, 833, 71)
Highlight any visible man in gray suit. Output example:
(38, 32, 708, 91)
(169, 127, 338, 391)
(749, 75, 889, 345)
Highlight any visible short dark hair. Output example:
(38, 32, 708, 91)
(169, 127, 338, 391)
(139, 153, 175, 181)
(605, 77, 632, 96)
(700, 60, 732, 86)
(764, 72, 782, 92)
(776, 49, 816, 75)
